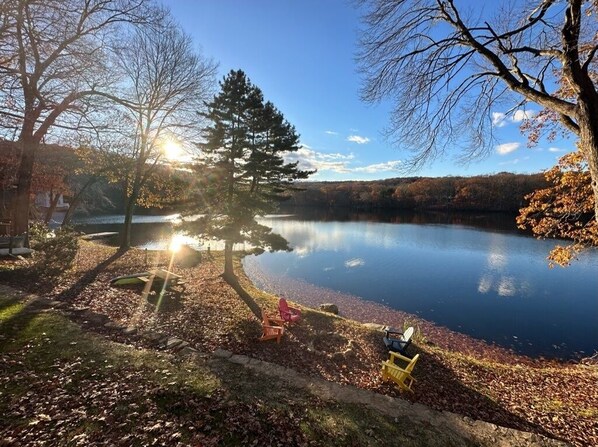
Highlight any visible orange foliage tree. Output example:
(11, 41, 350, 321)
(517, 149, 597, 266)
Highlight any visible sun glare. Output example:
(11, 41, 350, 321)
(163, 138, 183, 161)
(169, 234, 186, 253)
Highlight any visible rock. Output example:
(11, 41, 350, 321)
(144, 332, 165, 343)
(229, 354, 250, 365)
(363, 323, 386, 332)
(178, 346, 198, 357)
(81, 311, 108, 325)
(213, 348, 233, 359)
(173, 341, 190, 351)
(164, 338, 183, 349)
(123, 326, 137, 335)
(49, 300, 67, 309)
(176, 245, 202, 268)
(319, 303, 339, 314)
(331, 352, 344, 361)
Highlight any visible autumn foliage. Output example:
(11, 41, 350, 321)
(517, 149, 598, 266)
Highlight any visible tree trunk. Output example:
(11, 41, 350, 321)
(62, 177, 98, 226)
(44, 191, 60, 224)
(223, 240, 235, 280)
(13, 136, 38, 236)
(577, 99, 598, 221)
(120, 190, 138, 250)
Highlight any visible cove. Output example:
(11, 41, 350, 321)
(242, 209, 598, 360)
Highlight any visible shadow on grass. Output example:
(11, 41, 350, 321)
(223, 273, 263, 320)
(55, 248, 127, 303)
(0, 298, 49, 351)
(0, 298, 569, 446)
(383, 342, 560, 442)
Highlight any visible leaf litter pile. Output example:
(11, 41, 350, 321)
(1, 241, 597, 446)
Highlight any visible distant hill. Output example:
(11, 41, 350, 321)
(285, 173, 547, 213)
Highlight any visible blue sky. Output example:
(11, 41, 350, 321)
(164, 0, 576, 181)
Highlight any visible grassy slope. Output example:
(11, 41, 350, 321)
(0, 294, 477, 447)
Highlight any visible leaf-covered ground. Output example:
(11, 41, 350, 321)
(0, 296, 480, 447)
(1, 241, 596, 446)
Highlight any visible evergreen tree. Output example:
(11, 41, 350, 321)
(186, 70, 313, 279)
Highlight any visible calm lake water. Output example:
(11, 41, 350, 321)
(74, 209, 598, 359)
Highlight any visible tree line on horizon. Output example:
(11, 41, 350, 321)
(287, 173, 547, 213)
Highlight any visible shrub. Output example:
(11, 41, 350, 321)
(30, 224, 79, 278)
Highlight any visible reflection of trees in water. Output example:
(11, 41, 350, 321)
(278, 207, 521, 234)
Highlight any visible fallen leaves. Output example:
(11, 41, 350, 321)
(1, 242, 597, 446)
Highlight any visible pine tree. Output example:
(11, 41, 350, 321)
(187, 70, 313, 279)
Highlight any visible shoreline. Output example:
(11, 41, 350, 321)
(241, 256, 574, 367)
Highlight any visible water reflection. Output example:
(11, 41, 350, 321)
(245, 212, 598, 359)
(73, 210, 598, 359)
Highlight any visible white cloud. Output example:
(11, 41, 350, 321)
(496, 142, 521, 155)
(353, 161, 402, 173)
(344, 258, 365, 268)
(492, 109, 537, 127)
(285, 146, 354, 173)
(285, 145, 399, 175)
(492, 112, 507, 127)
(548, 147, 564, 153)
(512, 109, 537, 122)
(347, 135, 370, 144)
(325, 130, 338, 135)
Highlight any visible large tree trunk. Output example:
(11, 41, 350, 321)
(577, 99, 598, 221)
(13, 136, 38, 237)
(223, 240, 235, 280)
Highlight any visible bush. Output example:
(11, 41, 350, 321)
(30, 223, 79, 278)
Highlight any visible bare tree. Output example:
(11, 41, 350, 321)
(109, 18, 216, 249)
(359, 0, 598, 218)
(0, 0, 158, 237)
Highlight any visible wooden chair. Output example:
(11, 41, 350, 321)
(263, 309, 285, 326)
(259, 310, 284, 343)
(381, 352, 419, 392)
(278, 297, 301, 323)
(383, 326, 414, 355)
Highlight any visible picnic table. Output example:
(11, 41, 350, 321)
(140, 269, 187, 307)
(142, 268, 185, 286)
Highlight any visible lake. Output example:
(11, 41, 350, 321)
(74, 209, 598, 359)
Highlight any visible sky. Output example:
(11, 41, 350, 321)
(164, 0, 576, 181)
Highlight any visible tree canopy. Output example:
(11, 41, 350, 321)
(0, 0, 159, 235)
(518, 149, 597, 266)
(184, 70, 313, 279)
(358, 0, 598, 220)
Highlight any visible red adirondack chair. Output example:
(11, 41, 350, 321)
(278, 297, 301, 323)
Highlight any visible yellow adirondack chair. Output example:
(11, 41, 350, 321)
(381, 352, 419, 392)
(259, 310, 284, 343)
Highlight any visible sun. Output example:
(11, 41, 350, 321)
(169, 233, 186, 253)
(162, 138, 183, 161)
